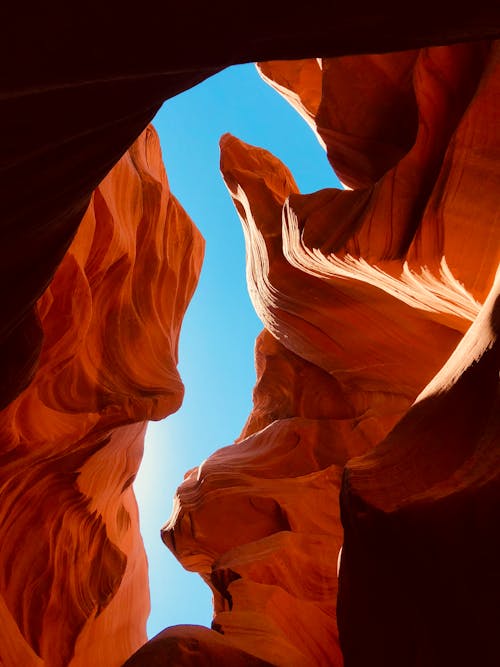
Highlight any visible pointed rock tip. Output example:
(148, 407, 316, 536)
(219, 132, 238, 148)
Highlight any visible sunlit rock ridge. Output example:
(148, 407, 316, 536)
(0, 127, 204, 666)
(132, 43, 499, 666)
(0, 10, 499, 667)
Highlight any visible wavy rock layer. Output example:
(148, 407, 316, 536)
(1, 16, 499, 667)
(259, 45, 500, 664)
(339, 269, 500, 667)
(0, 126, 204, 667)
(2, 6, 499, 413)
(125, 42, 500, 666)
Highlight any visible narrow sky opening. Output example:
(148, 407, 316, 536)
(133, 62, 339, 639)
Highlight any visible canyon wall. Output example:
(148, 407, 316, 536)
(0, 9, 499, 667)
(2, 5, 499, 415)
(0, 127, 204, 666)
(126, 42, 499, 666)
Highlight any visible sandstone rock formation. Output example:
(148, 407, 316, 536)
(339, 268, 500, 667)
(1, 7, 499, 667)
(125, 42, 499, 666)
(2, 5, 499, 412)
(0, 126, 204, 667)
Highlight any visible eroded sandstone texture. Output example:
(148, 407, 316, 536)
(2, 5, 499, 414)
(0, 127, 204, 667)
(125, 43, 499, 666)
(1, 10, 499, 667)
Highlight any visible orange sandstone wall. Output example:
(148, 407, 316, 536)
(0, 126, 204, 667)
(0, 31, 497, 667)
(126, 42, 499, 666)
(3, 5, 498, 417)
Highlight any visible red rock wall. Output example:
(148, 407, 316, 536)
(2, 6, 499, 414)
(0, 126, 204, 667)
(126, 42, 499, 666)
(1, 13, 499, 667)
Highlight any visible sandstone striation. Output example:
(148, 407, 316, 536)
(0, 126, 204, 667)
(140, 42, 499, 666)
(0, 8, 499, 667)
(2, 6, 499, 412)
(339, 268, 500, 667)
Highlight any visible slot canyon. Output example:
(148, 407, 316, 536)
(1, 6, 499, 666)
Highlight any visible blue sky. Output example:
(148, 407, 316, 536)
(133, 62, 339, 638)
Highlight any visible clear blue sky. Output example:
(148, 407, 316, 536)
(133, 62, 339, 638)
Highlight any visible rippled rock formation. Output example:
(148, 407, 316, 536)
(0, 127, 204, 667)
(1, 7, 500, 667)
(339, 268, 500, 667)
(128, 42, 499, 666)
(2, 6, 499, 412)
(256, 47, 499, 664)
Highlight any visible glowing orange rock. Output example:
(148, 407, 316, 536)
(339, 270, 500, 666)
(3, 7, 499, 416)
(258, 42, 499, 301)
(0, 126, 204, 667)
(0, 19, 497, 667)
(160, 332, 366, 666)
(154, 41, 499, 667)
(257, 43, 500, 664)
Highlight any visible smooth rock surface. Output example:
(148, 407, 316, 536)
(155, 41, 499, 666)
(0, 126, 203, 667)
(0, 10, 499, 667)
(2, 6, 499, 410)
